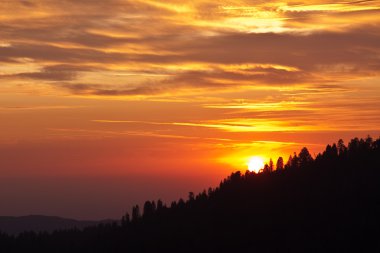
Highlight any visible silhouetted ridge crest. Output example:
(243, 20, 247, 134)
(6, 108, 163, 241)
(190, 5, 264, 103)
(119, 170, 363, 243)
(1, 136, 380, 252)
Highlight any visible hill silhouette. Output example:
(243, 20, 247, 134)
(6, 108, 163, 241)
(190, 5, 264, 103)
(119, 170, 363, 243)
(0, 215, 113, 235)
(1, 136, 380, 252)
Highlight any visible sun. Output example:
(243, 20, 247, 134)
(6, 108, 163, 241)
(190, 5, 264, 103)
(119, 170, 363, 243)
(248, 156, 265, 173)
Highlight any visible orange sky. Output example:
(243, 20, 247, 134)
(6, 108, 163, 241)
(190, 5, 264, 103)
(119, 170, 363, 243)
(1, 0, 380, 219)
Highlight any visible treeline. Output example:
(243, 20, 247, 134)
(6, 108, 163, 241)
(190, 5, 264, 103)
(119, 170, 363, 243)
(1, 136, 380, 252)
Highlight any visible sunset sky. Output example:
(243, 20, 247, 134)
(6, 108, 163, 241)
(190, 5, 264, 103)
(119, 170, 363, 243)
(1, 0, 380, 219)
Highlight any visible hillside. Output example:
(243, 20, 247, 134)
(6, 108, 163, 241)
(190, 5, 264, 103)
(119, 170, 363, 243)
(1, 136, 380, 252)
(0, 215, 111, 235)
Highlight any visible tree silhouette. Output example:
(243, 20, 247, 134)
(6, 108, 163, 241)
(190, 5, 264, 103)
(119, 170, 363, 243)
(269, 158, 274, 172)
(263, 163, 270, 173)
(121, 213, 130, 227)
(276, 157, 284, 170)
(285, 154, 292, 169)
(157, 199, 164, 211)
(337, 139, 347, 156)
(131, 205, 140, 221)
(298, 147, 313, 167)
(143, 201, 156, 218)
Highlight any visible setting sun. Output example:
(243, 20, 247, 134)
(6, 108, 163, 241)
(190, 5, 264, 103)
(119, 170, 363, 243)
(248, 157, 265, 173)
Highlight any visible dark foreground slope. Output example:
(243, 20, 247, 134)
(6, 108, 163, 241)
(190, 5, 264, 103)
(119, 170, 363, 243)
(1, 137, 380, 252)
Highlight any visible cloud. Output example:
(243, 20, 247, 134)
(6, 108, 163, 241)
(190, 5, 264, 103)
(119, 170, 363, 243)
(0, 0, 379, 97)
(14, 70, 77, 81)
(0, 64, 99, 81)
(0, 105, 85, 111)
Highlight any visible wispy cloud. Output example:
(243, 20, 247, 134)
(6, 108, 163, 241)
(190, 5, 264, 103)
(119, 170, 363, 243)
(0, 0, 379, 97)
(0, 105, 86, 111)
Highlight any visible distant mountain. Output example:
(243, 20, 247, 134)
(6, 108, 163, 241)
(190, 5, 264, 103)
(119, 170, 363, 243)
(0, 215, 112, 235)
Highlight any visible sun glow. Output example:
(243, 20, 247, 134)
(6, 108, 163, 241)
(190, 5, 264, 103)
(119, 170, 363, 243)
(248, 157, 265, 173)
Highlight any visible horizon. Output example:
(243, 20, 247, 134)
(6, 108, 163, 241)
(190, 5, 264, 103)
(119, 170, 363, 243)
(0, 136, 377, 220)
(1, 0, 380, 220)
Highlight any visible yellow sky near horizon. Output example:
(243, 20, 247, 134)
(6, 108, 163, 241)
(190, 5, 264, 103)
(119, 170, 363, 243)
(1, 0, 380, 177)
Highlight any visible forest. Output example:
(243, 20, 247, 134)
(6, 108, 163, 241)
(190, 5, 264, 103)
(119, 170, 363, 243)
(1, 136, 380, 252)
